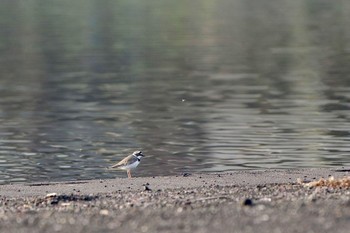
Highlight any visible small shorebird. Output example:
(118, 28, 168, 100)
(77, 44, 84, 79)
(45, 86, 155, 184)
(110, 151, 145, 178)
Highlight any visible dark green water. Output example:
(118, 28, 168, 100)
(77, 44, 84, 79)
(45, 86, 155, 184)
(0, 0, 350, 183)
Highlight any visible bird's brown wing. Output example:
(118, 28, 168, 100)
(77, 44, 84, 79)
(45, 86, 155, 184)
(111, 154, 133, 168)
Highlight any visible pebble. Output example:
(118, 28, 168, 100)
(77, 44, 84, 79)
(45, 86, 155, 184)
(242, 198, 253, 206)
(46, 193, 57, 198)
(99, 209, 109, 216)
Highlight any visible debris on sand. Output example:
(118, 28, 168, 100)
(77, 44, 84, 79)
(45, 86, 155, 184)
(297, 176, 350, 188)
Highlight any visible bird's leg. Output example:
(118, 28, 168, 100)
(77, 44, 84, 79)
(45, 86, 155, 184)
(127, 170, 131, 178)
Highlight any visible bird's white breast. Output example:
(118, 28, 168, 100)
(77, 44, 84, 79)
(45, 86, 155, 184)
(119, 160, 140, 170)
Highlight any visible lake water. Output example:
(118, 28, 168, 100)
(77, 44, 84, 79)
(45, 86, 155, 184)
(0, 0, 350, 184)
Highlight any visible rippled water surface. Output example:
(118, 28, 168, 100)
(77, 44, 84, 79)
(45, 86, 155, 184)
(0, 0, 350, 183)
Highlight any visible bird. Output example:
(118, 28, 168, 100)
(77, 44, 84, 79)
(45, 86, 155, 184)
(110, 151, 145, 178)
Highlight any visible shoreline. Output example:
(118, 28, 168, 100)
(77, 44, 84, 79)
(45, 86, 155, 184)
(0, 168, 348, 197)
(1, 168, 349, 233)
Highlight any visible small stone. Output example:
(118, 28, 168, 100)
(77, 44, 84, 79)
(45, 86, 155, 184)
(242, 198, 253, 206)
(143, 184, 152, 191)
(177, 207, 183, 213)
(61, 202, 71, 207)
(185, 201, 191, 205)
(100, 209, 109, 216)
(50, 200, 59, 205)
(46, 193, 57, 198)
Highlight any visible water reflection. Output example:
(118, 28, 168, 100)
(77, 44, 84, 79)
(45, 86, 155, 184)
(0, 0, 350, 183)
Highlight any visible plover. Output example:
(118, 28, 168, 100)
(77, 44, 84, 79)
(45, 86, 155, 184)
(110, 151, 145, 178)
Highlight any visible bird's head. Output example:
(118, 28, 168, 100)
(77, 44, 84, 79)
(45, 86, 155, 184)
(133, 151, 145, 159)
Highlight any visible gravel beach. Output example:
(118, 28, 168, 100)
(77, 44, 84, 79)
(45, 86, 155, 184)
(0, 168, 349, 233)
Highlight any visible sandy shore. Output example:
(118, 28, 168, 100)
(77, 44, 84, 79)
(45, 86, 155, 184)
(0, 168, 349, 233)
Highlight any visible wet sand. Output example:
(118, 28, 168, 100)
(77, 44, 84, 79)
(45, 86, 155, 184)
(0, 168, 349, 233)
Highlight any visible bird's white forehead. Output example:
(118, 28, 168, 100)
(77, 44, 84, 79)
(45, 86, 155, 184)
(133, 150, 142, 155)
